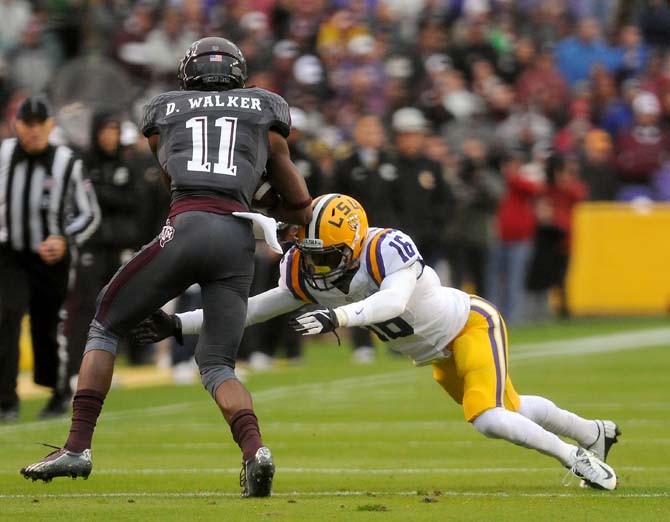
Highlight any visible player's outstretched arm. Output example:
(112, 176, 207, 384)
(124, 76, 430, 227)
(130, 287, 305, 345)
(266, 132, 312, 225)
(290, 263, 421, 336)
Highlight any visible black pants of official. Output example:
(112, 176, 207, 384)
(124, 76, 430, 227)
(0, 247, 69, 408)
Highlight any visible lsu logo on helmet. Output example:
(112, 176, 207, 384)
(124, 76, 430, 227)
(296, 194, 369, 290)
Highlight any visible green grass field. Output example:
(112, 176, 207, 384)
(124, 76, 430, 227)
(1, 317, 669, 521)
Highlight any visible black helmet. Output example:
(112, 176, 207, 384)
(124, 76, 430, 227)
(178, 37, 247, 91)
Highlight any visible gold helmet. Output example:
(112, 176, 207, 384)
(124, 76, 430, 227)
(296, 194, 369, 290)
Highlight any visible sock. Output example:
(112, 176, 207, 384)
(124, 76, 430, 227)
(64, 389, 106, 453)
(473, 407, 577, 466)
(230, 409, 263, 461)
(518, 395, 599, 447)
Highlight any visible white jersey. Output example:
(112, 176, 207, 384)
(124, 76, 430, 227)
(278, 227, 471, 365)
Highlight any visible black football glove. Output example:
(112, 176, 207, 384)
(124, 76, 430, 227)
(289, 307, 339, 335)
(129, 310, 183, 346)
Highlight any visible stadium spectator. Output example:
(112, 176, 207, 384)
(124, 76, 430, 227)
(108, 1, 156, 83)
(0, 95, 99, 421)
(0, 0, 32, 57)
(331, 113, 398, 364)
(6, 15, 63, 95)
(616, 23, 649, 81)
(553, 99, 593, 155)
(615, 90, 670, 200)
(287, 107, 325, 196)
(599, 77, 639, 139)
(638, 0, 670, 49)
(446, 138, 503, 296)
(332, 112, 390, 208)
(526, 155, 588, 320)
(515, 43, 569, 125)
(141, 7, 200, 88)
(554, 17, 620, 87)
(390, 107, 452, 268)
(487, 156, 545, 324)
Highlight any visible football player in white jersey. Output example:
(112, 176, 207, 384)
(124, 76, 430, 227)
(134, 193, 621, 490)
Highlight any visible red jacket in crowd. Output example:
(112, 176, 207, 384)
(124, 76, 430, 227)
(496, 163, 545, 242)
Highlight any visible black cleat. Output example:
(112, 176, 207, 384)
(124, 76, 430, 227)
(586, 420, 621, 461)
(20, 446, 92, 483)
(240, 447, 275, 497)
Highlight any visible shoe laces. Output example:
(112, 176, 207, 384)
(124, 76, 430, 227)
(239, 463, 247, 491)
(39, 442, 64, 456)
(567, 449, 601, 485)
(562, 468, 576, 487)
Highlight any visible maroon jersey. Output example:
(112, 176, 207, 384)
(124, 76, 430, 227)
(141, 87, 291, 208)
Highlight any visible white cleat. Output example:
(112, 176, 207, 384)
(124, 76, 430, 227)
(570, 448, 618, 490)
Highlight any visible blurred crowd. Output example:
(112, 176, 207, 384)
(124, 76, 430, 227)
(2, 0, 670, 373)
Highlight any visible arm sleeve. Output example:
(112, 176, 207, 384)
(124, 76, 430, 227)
(334, 262, 421, 328)
(177, 287, 304, 335)
(179, 309, 204, 335)
(246, 286, 305, 326)
(141, 95, 163, 137)
(64, 159, 101, 244)
(264, 90, 291, 138)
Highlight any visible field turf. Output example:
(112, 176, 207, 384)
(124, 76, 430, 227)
(1, 317, 669, 521)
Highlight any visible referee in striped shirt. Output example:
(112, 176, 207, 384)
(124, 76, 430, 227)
(0, 96, 100, 421)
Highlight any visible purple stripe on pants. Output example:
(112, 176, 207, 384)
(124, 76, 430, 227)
(96, 241, 162, 324)
(470, 305, 503, 408)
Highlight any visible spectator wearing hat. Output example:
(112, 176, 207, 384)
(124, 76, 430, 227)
(615, 91, 670, 200)
(0, 95, 100, 421)
(391, 107, 452, 268)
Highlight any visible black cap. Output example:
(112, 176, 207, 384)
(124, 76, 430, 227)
(16, 96, 53, 123)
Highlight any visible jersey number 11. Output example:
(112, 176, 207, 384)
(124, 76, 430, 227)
(186, 116, 238, 176)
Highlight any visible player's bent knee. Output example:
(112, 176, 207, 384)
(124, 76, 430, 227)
(84, 319, 119, 356)
(200, 364, 238, 399)
(462, 388, 495, 422)
(472, 407, 528, 445)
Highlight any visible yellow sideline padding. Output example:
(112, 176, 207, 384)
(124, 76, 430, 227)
(19, 315, 33, 370)
(567, 202, 670, 315)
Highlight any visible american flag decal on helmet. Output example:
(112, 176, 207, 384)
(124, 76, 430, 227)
(210, 55, 223, 62)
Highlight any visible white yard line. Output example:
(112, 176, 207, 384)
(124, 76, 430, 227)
(512, 328, 670, 360)
(0, 465, 665, 476)
(0, 490, 667, 500)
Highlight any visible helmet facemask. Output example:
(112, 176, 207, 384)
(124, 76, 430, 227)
(299, 242, 359, 291)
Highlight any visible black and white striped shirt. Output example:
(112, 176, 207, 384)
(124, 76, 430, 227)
(0, 138, 100, 253)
